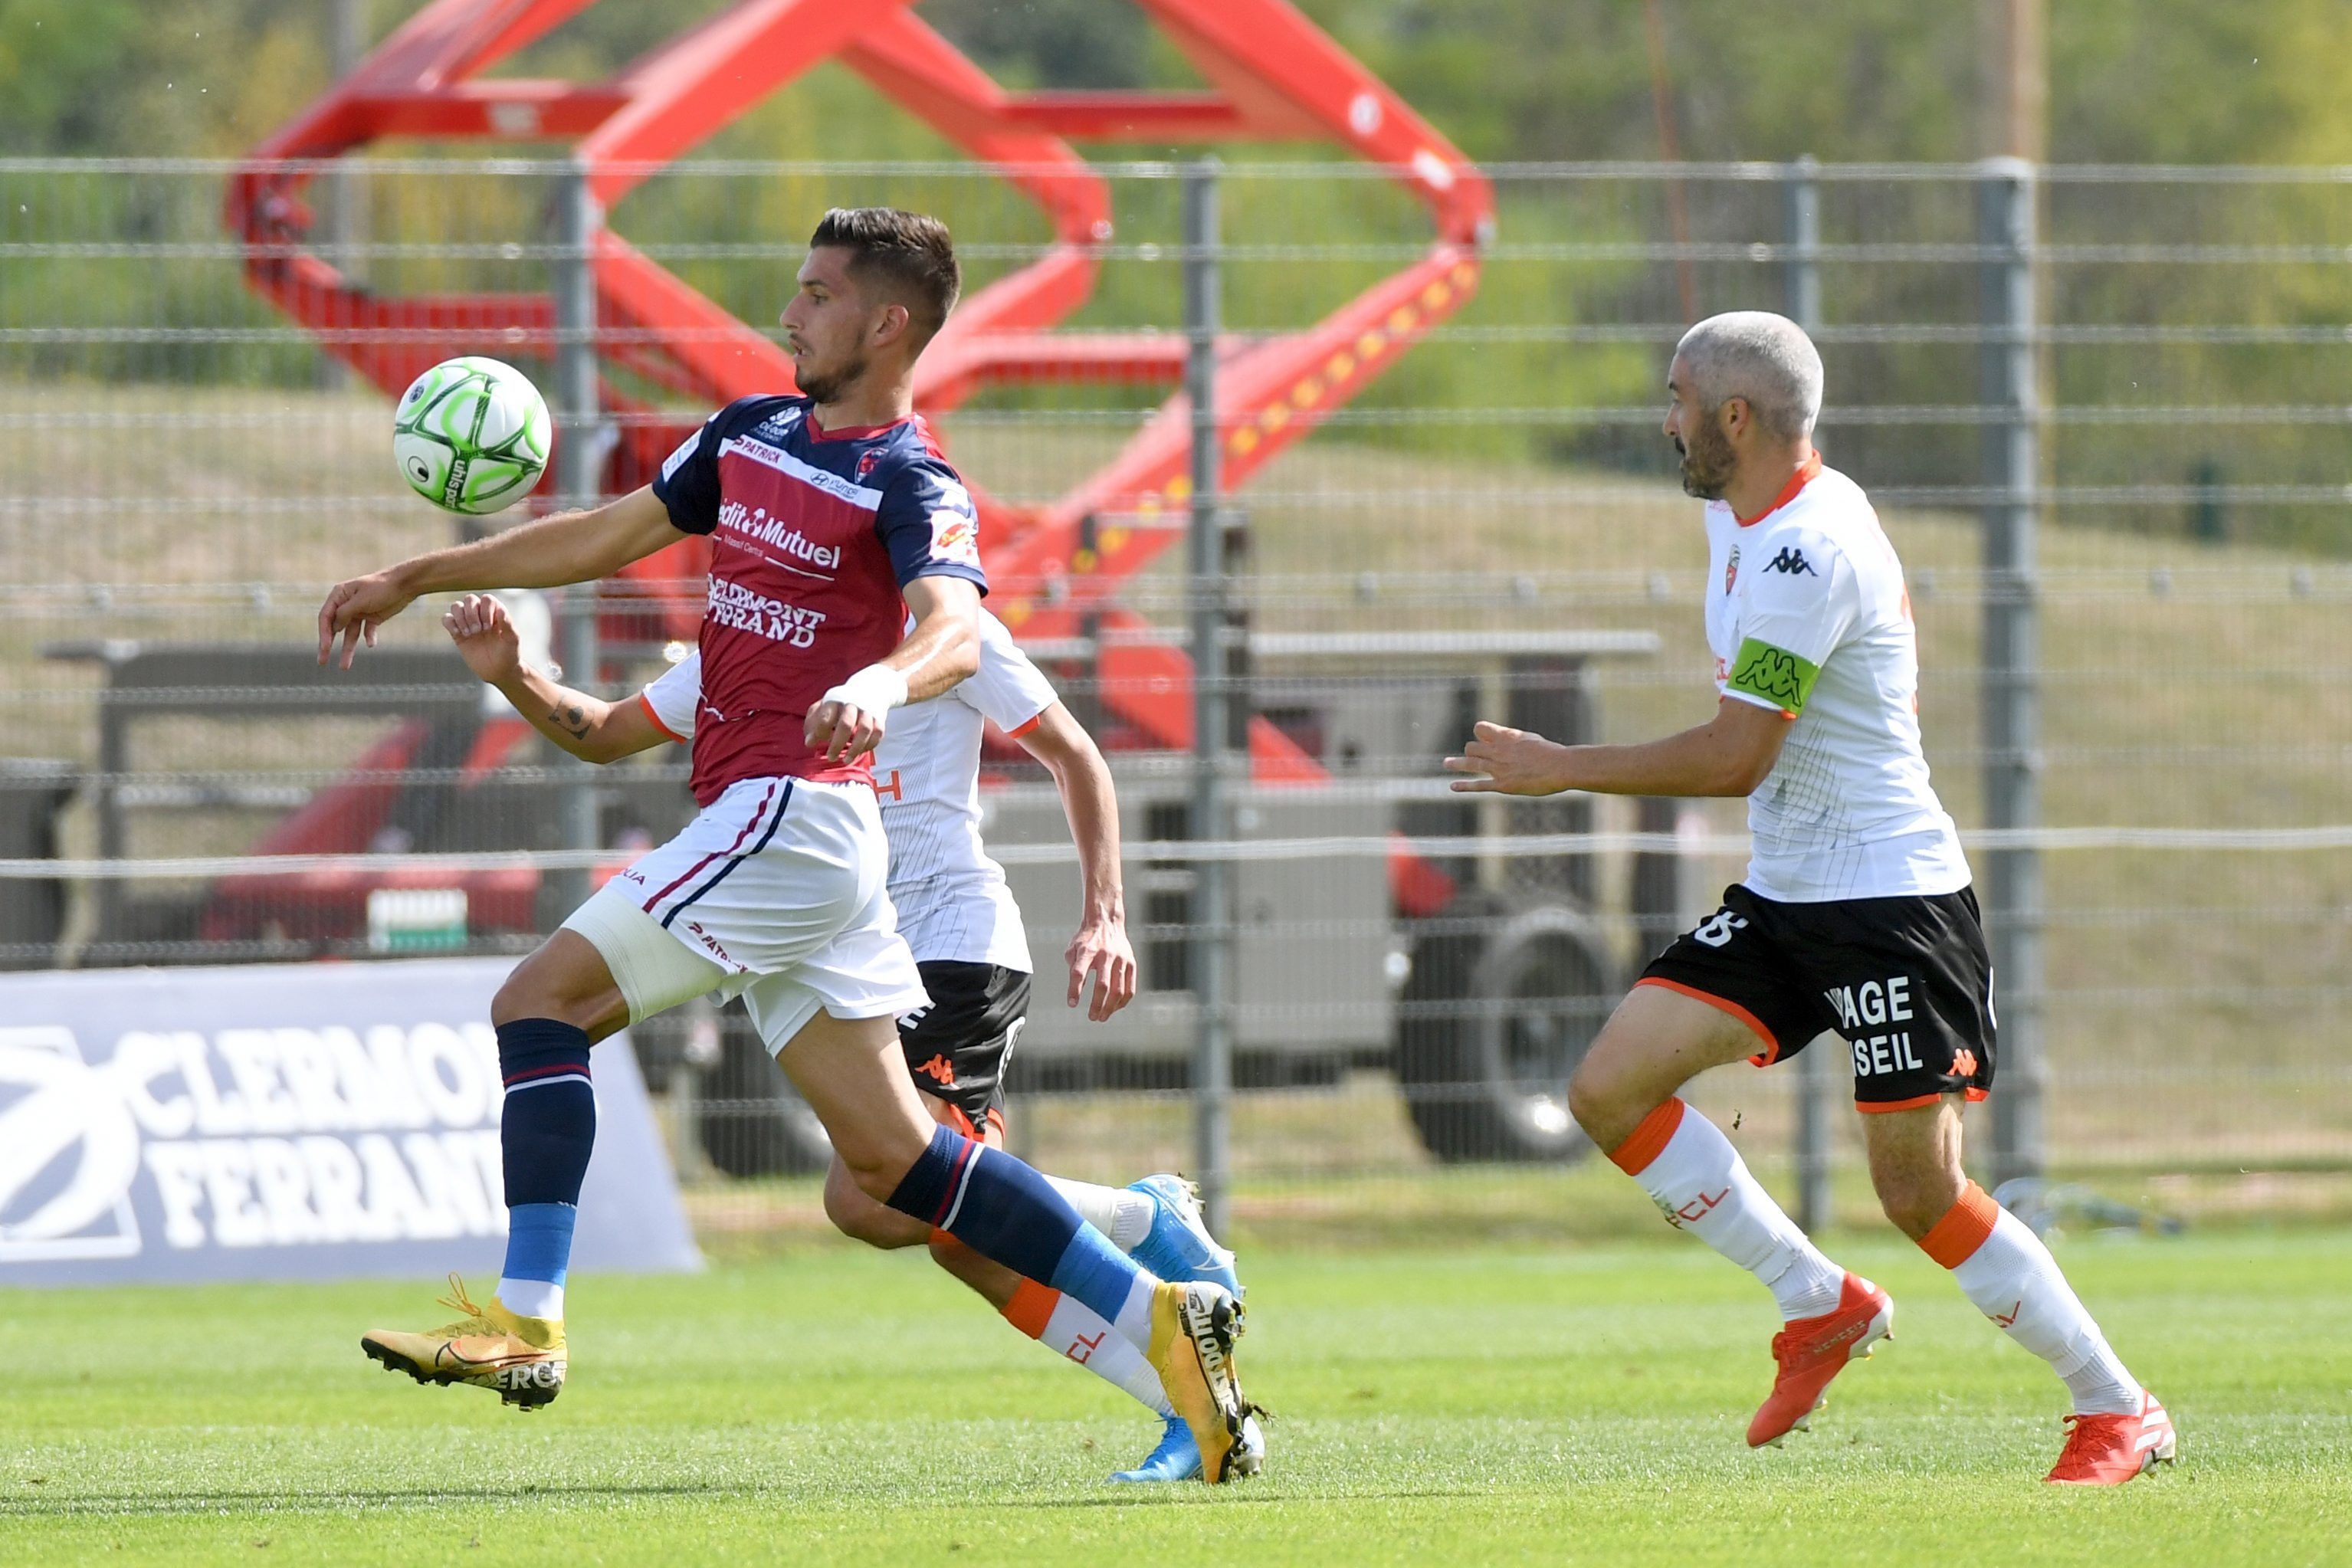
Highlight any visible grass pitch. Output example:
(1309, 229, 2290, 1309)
(3, 1230, 2347, 1566)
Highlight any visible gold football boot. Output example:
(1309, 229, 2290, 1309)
(360, 1274, 566, 1409)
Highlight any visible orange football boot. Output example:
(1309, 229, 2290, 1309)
(1747, 1272, 1894, 1446)
(2045, 1391, 2177, 1485)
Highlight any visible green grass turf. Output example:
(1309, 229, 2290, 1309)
(2, 1231, 2344, 1566)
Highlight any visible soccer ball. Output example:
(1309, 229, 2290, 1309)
(392, 356, 552, 516)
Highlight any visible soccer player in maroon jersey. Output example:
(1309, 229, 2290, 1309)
(318, 209, 1257, 1481)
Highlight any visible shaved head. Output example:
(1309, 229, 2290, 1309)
(1672, 311, 1823, 441)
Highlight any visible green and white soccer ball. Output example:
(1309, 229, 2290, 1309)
(392, 356, 552, 516)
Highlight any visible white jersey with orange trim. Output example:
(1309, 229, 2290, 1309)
(1703, 455, 1970, 902)
(641, 607, 1056, 970)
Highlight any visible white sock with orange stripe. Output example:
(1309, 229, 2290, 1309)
(1002, 1278, 1175, 1417)
(1919, 1183, 2140, 1416)
(1609, 1097, 1845, 1321)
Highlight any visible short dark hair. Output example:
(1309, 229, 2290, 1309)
(809, 207, 961, 345)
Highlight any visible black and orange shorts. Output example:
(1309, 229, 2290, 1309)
(1638, 883, 1996, 1113)
(897, 960, 1032, 1138)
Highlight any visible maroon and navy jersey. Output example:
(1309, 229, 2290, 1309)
(651, 395, 986, 804)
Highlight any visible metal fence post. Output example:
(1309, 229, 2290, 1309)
(320, 0, 366, 392)
(1183, 159, 1235, 1240)
(1978, 158, 2045, 1186)
(1783, 156, 1835, 1232)
(549, 162, 605, 923)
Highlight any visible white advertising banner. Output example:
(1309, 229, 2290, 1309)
(0, 958, 700, 1285)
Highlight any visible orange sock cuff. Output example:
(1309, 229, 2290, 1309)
(1608, 1097, 1688, 1176)
(1918, 1181, 2002, 1269)
(1002, 1278, 1059, 1341)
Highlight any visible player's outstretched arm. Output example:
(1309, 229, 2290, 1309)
(1445, 697, 1792, 799)
(804, 574, 982, 764)
(318, 486, 684, 668)
(1015, 703, 1137, 1022)
(441, 593, 670, 765)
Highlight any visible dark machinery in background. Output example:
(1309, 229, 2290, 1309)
(9, 0, 1691, 1166)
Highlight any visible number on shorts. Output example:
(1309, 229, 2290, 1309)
(1692, 907, 1750, 948)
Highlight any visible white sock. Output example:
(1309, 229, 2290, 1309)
(1926, 1184, 2140, 1415)
(1043, 1293, 1176, 1416)
(1004, 1280, 1173, 1417)
(496, 1278, 563, 1320)
(1110, 1273, 1157, 1350)
(1610, 1098, 1845, 1321)
(1045, 1176, 1157, 1251)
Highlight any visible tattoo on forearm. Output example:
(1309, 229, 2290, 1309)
(549, 703, 592, 741)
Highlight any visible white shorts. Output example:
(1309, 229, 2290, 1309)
(560, 776, 929, 1052)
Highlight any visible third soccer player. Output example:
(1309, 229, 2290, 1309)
(1444, 311, 2172, 1487)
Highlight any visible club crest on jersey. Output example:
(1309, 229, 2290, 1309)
(1724, 545, 1740, 595)
(855, 448, 884, 481)
(1764, 546, 1818, 577)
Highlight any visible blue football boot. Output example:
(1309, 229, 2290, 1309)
(1127, 1175, 1242, 1298)
(1110, 1411, 1265, 1484)
(1110, 1413, 1202, 1484)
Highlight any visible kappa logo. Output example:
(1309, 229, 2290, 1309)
(1763, 546, 1818, 577)
(914, 1054, 958, 1088)
(1729, 641, 1808, 709)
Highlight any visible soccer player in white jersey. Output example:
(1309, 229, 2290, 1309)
(320, 209, 1256, 1483)
(439, 593, 1255, 1483)
(1445, 311, 2172, 1486)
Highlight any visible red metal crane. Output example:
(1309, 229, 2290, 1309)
(231, 0, 1489, 750)
(221, 0, 1491, 927)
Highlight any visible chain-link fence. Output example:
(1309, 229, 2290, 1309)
(3, 158, 2348, 1242)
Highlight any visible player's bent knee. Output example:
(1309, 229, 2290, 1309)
(490, 934, 628, 1035)
(838, 1143, 920, 1206)
(1869, 1167, 1960, 1241)
(1564, 1068, 1619, 1142)
(1566, 1041, 1656, 1150)
(823, 1158, 927, 1248)
(1875, 1186, 1942, 1242)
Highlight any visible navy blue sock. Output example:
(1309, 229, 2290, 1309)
(497, 1017, 596, 1235)
(886, 1123, 1154, 1334)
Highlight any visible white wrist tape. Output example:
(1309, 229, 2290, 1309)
(824, 662, 908, 717)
